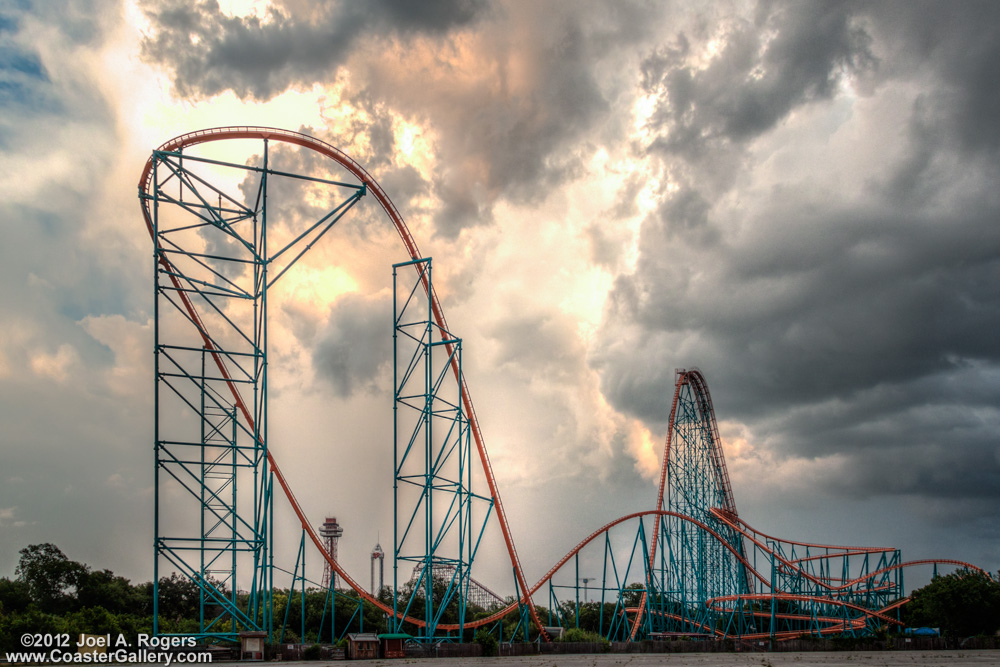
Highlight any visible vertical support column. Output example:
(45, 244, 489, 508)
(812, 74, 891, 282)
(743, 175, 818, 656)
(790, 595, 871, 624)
(148, 141, 272, 642)
(250, 134, 273, 626)
(575, 552, 580, 628)
(199, 347, 238, 635)
(143, 132, 368, 644)
(392, 257, 491, 641)
(769, 544, 776, 650)
(151, 154, 162, 638)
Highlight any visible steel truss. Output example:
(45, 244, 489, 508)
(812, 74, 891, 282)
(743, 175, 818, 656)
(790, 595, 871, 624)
(145, 139, 366, 641)
(275, 528, 369, 647)
(537, 370, 911, 644)
(648, 368, 750, 635)
(392, 258, 494, 641)
(408, 562, 505, 611)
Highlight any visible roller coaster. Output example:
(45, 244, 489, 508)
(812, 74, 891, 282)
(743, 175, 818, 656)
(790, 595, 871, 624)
(139, 127, 987, 646)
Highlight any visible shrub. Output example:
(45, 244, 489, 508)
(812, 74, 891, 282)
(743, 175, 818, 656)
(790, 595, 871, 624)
(559, 627, 611, 650)
(475, 629, 498, 657)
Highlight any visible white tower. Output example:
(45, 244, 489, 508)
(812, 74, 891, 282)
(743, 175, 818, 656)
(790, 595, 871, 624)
(370, 542, 384, 595)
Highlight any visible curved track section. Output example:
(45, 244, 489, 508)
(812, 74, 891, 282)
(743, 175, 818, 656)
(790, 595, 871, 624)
(139, 127, 544, 636)
(711, 509, 990, 589)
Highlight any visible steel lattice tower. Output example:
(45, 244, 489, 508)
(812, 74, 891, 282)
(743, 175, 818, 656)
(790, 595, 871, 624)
(143, 134, 367, 641)
(320, 517, 344, 590)
(651, 369, 750, 635)
(392, 257, 494, 641)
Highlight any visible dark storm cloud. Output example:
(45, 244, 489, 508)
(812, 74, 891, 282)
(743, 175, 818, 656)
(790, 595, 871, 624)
(417, 5, 638, 237)
(378, 164, 430, 211)
(641, 1, 873, 162)
(140, 0, 490, 99)
(313, 295, 391, 398)
(592, 0, 1000, 508)
(240, 138, 343, 225)
(234, 128, 412, 246)
(0, 43, 57, 114)
(755, 360, 1000, 463)
(363, 5, 623, 239)
(6, 0, 111, 47)
(0, 0, 127, 317)
(864, 2, 1000, 214)
(486, 310, 582, 381)
(141, 1, 657, 237)
(864, 1, 1000, 155)
(595, 200, 1000, 500)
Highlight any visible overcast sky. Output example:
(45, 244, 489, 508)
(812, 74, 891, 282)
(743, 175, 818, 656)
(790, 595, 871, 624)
(2, 0, 999, 597)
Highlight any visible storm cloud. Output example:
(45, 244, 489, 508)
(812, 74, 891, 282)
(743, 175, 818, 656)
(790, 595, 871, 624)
(592, 1, 1000, 517)
(140, 0, 490, 100)
(140, 1, 653, 237)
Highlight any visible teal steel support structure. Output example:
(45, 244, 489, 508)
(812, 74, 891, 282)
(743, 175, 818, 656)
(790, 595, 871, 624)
(144, 139, 366, 642)
(655, 370, 750, 637)
(392, 257, 493, 641)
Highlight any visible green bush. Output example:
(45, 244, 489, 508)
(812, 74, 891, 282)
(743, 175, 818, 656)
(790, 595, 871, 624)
(558, 627, 610, 650)
(474, 629, 498, 657)
(302, 643, 321, 660)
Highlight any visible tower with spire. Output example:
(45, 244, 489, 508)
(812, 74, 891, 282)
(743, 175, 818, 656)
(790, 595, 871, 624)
(370, 541, 384, 595)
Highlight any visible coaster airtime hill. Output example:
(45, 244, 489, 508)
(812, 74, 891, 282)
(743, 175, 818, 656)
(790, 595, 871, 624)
(139, 127, 987, 646)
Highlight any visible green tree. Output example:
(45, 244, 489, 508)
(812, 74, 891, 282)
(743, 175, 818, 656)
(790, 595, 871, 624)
(15, 543, 87, 614)
(0, 607, 62, 652)
(155, 573, 200, 623)
(559, 626, 610, 648)
(903, 569, 1000, 637)
(0, 578, 32, 615)
(60, 606, 126, 639)
(0, 543, 170, 650)
(77, 569, 147, 616)
(576, 601, 616, 635)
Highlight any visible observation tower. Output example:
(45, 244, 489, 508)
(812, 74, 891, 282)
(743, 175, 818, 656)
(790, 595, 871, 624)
(319, 517, 344, 590)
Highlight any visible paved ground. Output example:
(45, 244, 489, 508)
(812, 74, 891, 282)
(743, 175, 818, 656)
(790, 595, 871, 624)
(302, 651, 1000, 667)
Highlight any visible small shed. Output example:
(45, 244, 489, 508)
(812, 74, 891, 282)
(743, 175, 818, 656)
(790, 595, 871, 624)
(346, 633, 378, 660)
(378, 633, 411, 659)
(239, 631, 267, 661)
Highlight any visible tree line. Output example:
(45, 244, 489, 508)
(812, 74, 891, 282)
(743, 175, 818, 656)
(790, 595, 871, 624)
(0, 543, 539, 650)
